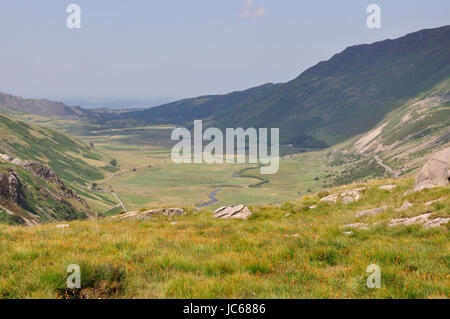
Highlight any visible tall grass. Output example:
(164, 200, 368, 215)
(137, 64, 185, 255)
(0, 178, 448, 299)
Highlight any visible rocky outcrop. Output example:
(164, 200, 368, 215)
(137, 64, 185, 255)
(389, 213, 449, 229)
(116, 208, 186, 221)
(1, 153, 88, 208)
(320, 188, 366, 204)
(395, 201, 413, 212)
(214, 205, 253, 220)
(0, 169, 20, 202)
(424, 197, 447, 206)
(414, 147, 450, 191)
(1, 154, 93, 225)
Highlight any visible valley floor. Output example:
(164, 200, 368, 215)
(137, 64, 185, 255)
(77, 126, 388, 214)
(0, 178, 448, 299)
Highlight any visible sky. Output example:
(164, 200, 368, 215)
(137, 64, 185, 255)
(0, 0, 449, 101)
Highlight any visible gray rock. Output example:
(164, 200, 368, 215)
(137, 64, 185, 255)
(341, 223, 369, 230)
(424, 197, 447, 206)
(160, 208, 186, 216)
(389, 213, 449, 228)
(118, 208, 186, 221)
(379, 185, 397, 191)
(214, 205, 252, 220)
(7, 173, 19, 202)
(0, 170, 20, 202)
(320, 188, 365, 204)
(320, 194, 339, 203)
(357, 206, 388, 217)
(414, 147, 449, 191)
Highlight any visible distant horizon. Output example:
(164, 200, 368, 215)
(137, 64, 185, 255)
(48, 96, 178, 110)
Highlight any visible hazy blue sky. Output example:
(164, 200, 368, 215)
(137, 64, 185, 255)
(0, 0, 449, 100)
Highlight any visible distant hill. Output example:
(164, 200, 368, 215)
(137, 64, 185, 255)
(114, 26, 450, 147)
(0, 92, 108, 119)
(57, 97, 176, 110)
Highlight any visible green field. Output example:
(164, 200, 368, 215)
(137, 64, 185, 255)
(74, 127, 354, 212)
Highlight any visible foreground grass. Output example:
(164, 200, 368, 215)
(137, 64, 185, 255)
(0, 178, 448, 299)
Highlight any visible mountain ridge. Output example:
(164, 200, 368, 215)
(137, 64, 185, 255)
(0, 91, 108, 119)
(111, 25, 450, 147)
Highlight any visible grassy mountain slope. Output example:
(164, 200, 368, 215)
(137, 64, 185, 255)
(0, 113, 126, 224)
(0, 161, 90, 226)
(115, 26, 450, 147)
(349, 79, 450, 176)
(0, 113, 117, 185)
(0, 177, 447, 298)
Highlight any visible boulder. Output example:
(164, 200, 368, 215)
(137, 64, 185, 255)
(414, 147, 450, 191)
(341, 190, 362, 204)
(389, 213, 449, 229)
(320, 188, 365, 204)
(214, 205, 253, 220)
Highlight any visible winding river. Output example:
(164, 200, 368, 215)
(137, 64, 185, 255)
(196, 166, 269, 208)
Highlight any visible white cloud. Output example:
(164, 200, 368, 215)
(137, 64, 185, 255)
(241, 0, 266, 19)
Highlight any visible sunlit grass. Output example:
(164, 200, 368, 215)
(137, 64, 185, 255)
(0, 178, 448, 299)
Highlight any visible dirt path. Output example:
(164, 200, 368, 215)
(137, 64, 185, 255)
(92, 162, 159, 211)
(374, 155, 400, 178)
(89, 188, 128, 212)
(97, 172, 122, 186)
